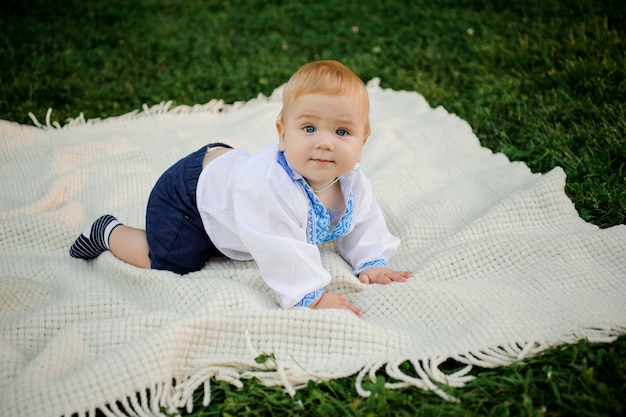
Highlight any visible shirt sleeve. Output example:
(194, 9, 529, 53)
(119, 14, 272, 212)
(294, 289, 324, 307)
(337, 171, 400, 274)
(232, 165, 331, 309)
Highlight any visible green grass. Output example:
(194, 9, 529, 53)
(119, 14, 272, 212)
(1, 0, 624, 415)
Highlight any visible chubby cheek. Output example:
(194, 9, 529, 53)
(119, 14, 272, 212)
(285, 135, 310, 155)
(278, 128, 302, 152)
(282, 146, 307, 169)
(345, 143, 364, 164)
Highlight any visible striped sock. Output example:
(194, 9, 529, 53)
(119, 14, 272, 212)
(69, 215, 121, 260)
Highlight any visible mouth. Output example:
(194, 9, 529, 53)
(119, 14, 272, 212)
(312, 158, 334, 164)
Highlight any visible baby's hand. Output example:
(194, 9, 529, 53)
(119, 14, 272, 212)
(309, 292, 362, 317)
(358, 267, 412, 285)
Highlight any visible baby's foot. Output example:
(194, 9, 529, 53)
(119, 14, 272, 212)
(69, 215, 121, 259)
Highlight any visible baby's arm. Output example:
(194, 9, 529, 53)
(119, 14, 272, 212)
(337, 171, 409, 285)
(358, 267, 412, 285)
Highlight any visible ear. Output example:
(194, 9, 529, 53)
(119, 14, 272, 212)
(276, 120, 286, 151)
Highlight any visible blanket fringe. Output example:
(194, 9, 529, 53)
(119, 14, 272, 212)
(26, 88, 287, 131)
(353, 345, 537, 402)
(355, 359, 466, 402)
(353, 328, 624, 404)
(28, 99, 229, 130)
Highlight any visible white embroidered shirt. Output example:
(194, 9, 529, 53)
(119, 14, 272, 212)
(196, 143, 400, 308)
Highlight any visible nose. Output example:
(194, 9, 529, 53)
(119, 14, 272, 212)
(315, 130, 334, 150)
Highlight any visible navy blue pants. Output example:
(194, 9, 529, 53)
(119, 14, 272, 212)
(145, 143, 231, 274)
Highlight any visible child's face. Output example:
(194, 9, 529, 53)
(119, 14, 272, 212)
(276, 93, 369, 191)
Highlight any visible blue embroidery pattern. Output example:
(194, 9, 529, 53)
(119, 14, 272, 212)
(295, 288, 324, 307)
(355, 259, 388, 274)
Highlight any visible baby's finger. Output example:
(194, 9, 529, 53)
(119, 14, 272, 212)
(389, 272, 408, 282)
(344, 300, 362, 317)
(391, 270, 413, 281)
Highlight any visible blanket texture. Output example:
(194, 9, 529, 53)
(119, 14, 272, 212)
(1, 81, 625, 417)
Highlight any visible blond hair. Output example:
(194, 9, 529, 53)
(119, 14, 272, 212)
(279, 60, 371, 137)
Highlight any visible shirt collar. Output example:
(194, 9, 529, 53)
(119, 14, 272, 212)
(276, 150, 302, 181)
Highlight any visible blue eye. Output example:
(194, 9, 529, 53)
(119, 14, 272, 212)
(336, 129, 347, 136)
(304, 126, 316, 133)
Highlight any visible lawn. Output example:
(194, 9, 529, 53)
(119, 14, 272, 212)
(1, 0, 624, 415)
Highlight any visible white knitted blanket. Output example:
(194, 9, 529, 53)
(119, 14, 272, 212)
(1, 81, 625, 417)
